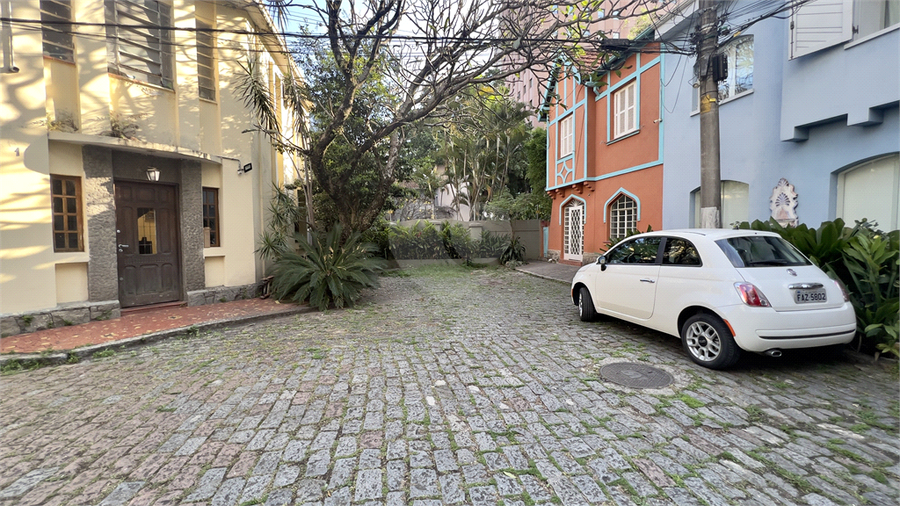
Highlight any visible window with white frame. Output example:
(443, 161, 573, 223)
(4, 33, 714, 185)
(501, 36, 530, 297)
(857, 0, 900, 38)
(41, 0, 74, 62)
(196, 18, 216, 101)
(609, 194, 637, 239)
(613, 80, 637, 138)
(692, 36, 753, 112)
(105, 0, 174, 88)
(559, 114, 574, 158)
(718, 36, 753, 101)
(837, 154, 899, 231)
(791, 0, 899, 58)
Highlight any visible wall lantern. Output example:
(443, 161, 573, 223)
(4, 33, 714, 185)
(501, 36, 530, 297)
(146, 167, 160, 181)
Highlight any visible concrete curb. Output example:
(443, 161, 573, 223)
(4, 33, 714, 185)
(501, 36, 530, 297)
(0, 305, 314, 370)
(513, 267, 572, 285)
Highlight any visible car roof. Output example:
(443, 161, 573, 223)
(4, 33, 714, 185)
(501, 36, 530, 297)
(635, 229, 782, 240)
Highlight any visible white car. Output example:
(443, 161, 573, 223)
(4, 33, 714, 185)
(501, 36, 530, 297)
(571, 229, 856, 369)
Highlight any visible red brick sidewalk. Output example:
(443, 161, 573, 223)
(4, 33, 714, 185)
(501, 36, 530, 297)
(1, 298, 304, 355)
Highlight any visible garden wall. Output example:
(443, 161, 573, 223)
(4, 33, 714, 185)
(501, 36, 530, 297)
(395, 219, 543, 260)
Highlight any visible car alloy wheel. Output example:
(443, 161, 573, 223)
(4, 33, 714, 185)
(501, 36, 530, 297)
(680, 313, 741, 369)
(684, 320, 721, 361)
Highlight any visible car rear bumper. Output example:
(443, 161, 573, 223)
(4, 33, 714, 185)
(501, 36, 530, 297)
(718, 303, 857, 353)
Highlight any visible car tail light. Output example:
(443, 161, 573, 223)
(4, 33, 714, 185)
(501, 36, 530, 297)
(833, 279, 850, 302)
(734, 282, 771, 307)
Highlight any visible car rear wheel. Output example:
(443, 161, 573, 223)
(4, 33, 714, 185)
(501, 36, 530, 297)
(681, 313, 741, 369)
(578, 286, 597, 322)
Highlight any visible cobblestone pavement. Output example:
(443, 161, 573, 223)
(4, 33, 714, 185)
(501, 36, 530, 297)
(1, 267, 898, 506)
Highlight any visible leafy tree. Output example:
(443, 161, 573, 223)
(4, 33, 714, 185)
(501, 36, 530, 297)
(437, 87, 531, 220)
(238, 0, 661, 238)
(524, 128, 552, 220)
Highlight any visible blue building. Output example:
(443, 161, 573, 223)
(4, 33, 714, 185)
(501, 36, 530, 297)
(657, 0, 898, 231)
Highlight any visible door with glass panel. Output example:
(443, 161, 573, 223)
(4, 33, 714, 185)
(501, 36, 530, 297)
(114, 181, 182, 307)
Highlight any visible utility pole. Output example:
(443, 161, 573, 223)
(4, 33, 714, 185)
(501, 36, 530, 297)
(697, 0, 722, 228)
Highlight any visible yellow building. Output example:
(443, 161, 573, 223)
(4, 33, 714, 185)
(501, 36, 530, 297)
(1, 0, 305, 335)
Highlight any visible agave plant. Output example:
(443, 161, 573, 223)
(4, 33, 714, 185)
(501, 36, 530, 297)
(500, 235, 526, 264)
(270, 226, 386, 310)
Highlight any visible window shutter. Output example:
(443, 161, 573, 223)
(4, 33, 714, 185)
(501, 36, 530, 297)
(790, 0, 852, 59)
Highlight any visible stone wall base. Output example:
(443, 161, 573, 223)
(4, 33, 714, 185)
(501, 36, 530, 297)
(1, 300, 121, 338)
(1, 282, 262, 338)
(187, 283, 260, 307)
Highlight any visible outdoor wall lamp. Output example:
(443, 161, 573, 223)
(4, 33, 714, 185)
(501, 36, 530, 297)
(146, 167, 160, 181)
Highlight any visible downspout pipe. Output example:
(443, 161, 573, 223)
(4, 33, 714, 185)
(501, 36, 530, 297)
(1, 0, 20, 73)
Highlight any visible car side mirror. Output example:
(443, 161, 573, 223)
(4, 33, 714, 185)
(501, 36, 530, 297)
(598, 256, 607, 271)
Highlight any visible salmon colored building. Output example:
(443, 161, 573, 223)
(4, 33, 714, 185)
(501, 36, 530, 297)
(542, 44, 663, 265)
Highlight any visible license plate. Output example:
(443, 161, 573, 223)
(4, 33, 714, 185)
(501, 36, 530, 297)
(795, 288, 827, 303)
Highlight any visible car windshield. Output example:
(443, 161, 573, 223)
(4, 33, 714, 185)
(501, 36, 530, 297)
(715, 236, 811, 267)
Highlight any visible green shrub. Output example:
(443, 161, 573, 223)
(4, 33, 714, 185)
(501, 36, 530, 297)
(387, 221, 447, 260)
(736, 218, 899, 357)
(440, 222, 469, 259)
(601, 225, 653, 253)
(477, 230, 509, 257)
(383, 222, 516, 261)
(257, 185, 304, 263)
(843, 230, 899, 358)
(500, 235, 526, 264)
(360, 217, 392, 259)
(271, 226, 385, 310)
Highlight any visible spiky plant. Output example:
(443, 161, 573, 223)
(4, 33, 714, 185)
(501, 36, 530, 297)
(271, 226, 385, 310)
(500, 235, 526, 264)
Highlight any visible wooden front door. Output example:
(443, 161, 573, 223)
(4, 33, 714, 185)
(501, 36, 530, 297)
(115, 181, 182, 307)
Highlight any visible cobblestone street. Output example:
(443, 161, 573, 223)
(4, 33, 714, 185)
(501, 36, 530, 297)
(1, 266, 898, 506)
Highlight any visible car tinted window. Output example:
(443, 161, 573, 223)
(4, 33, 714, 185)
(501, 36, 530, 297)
(715, 236, 811, 267)
(607, 237, 662, 264)
(663, 237, 701, 266)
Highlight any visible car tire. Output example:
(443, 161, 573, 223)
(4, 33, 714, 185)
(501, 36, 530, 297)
(680, 313, 741, 369)
(578, 286, 597, 322)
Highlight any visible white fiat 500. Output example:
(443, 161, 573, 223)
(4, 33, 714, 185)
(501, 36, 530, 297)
(571, 229, 856, 369)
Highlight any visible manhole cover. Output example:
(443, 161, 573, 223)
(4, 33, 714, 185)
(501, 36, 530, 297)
(600, 362, 674, 389)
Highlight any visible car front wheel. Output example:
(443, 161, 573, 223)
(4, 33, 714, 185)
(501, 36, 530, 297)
(680, 313, 741, 369)
(578, 286, 597, 322)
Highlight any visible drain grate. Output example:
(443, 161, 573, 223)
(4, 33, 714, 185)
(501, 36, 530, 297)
(600, 362, 674, 389)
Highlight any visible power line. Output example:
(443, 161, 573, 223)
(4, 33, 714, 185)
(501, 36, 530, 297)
(3, 16, 695, 56)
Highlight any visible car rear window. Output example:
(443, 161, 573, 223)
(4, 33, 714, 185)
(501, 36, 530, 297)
(715, 236, 811, 267)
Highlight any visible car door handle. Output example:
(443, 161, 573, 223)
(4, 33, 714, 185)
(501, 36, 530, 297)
(640, 278, 655, 283)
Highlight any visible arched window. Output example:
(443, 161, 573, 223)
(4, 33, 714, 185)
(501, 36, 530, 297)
(563, 201, 584, 261)
(837, 154, 899, 231)
(609, 194, 637, 239)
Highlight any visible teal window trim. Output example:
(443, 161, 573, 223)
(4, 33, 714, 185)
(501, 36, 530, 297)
(557, 195, 587, 225)
(581, 96, 589, 181)
(546, 161, 663, 192)
(554, 157, 576, 187)
(545, 124, 550, 191)
(544, 55, 666, 193)
(603, 188, 642, 223)
(594, 55, 660, 102)
(556, 112, 575, 161)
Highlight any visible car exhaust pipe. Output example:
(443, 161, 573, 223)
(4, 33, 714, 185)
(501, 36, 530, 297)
(764, 349, 783, 358)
